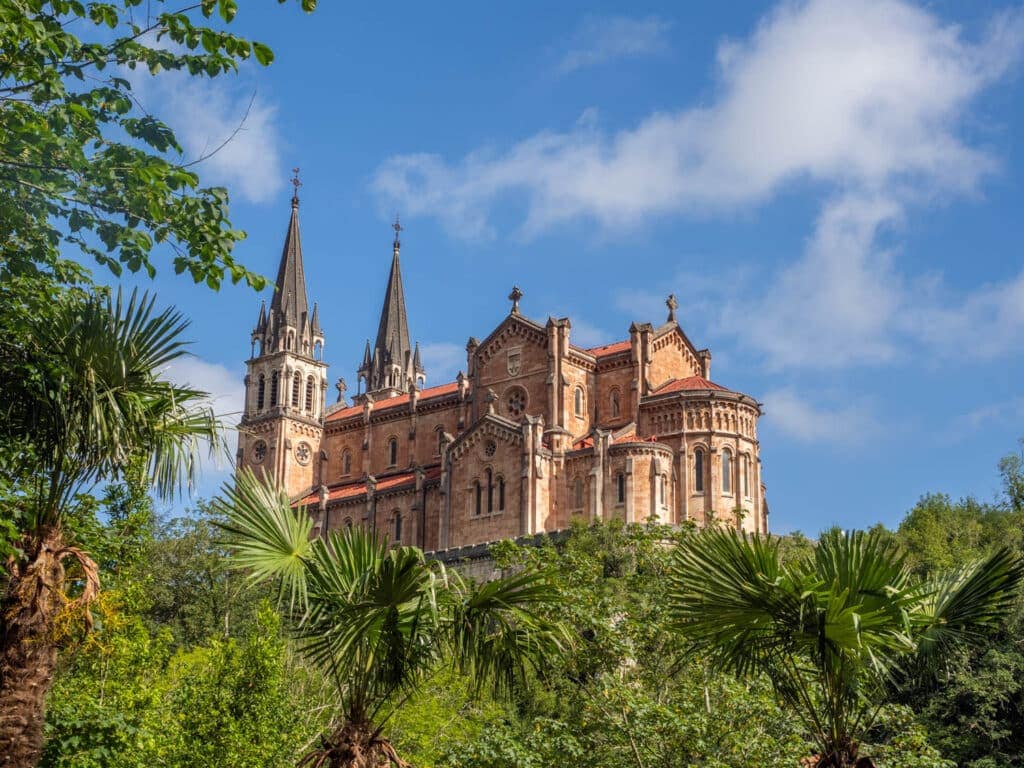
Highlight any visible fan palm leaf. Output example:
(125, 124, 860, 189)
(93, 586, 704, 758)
(217, 472, 569, 767)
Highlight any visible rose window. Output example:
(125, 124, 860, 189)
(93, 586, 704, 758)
(484, 439, 497, 458)
(295, 441, 311, 466)
(506, 388, 526, 418)
(253, 440, 267, 463)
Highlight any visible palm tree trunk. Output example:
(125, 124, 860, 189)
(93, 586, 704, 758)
(0, 528, 66, 768)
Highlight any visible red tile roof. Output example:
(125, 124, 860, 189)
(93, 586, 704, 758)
(613, 433, 659, 445)
(296, 466, 442, 507)
(326, 381, 461, 423)
(586, 340, 631, 357)
(652, 376, 730, 395)
(572, 435, 595, 450)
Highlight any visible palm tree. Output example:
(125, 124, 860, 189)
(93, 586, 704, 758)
(667, 527, 1024, 768)
(0, 289, 222, 768)
(216, 469, 570, 768)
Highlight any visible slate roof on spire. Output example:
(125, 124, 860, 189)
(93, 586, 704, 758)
(269, 196, 309, 328)
(374, 248, 412, 368)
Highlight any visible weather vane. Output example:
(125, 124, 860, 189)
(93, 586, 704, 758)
(392, 213, 402, 248)
(290, 167, 301, 205)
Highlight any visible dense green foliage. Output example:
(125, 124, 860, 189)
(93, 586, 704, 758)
(1, 0, 314, 289)
(36, 444, 1024, 767)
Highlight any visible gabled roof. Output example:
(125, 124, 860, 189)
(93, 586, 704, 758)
(326, 381, 461, 423)
(651, 376, 731, 395)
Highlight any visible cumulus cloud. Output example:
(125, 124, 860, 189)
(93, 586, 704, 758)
(125, 50, 284, 205)
(558, 15, 672, 74)
(373, 0, 1024, 370)
(762, 388, 881, 444)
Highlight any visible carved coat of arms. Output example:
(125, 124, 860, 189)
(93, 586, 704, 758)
(507, 350, 522, 376)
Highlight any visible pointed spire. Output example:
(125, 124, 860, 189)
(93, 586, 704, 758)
(361, 339, 372, 369)
(362, 218, 421, 394)
(310, 302, 321, 335)
(269, 175, 309, 330)
(255, 300, 267, 333)
(413, 341, 423, 373)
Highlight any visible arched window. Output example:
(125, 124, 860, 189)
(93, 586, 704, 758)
(722, 449, 733, 494)
(610, 389, 620, 418)
(616, 472, 625, 504)
(742, 454, 751, 498)
(435, 426, 445, 456)
(257, 374, 265, 410)
(486, 468, 494, 514)
(574, 387, 584, 417)
(387, 437, 398, 467)
(306, 375, 315, 412)
(574, 477, 584, 509)
(343, 517, 353, 530)
(659, 475, 667, 506)
(392, 511, 402, 543)
(497, 475, 505, 511)
(292, 371, 301, 407)
(341, 449, 352, 476)
(270, 372, 279, 406)
(287, 331, 294, 351)
(694, 448, 705, 493)
(473, 480, 482, 517)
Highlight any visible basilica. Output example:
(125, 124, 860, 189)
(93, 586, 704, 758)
(237, 189, 768, 552)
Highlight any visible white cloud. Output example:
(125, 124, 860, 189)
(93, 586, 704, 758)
(164, 82, 283, 204)
(558, 15, 672, 74)
(163, 356, 244, 483)
(420, 342, 466, 383)
(763, 388, 881, 444)
(951, 396, 1024, 434)
(373, 0, 1024, 370)
(125, 50, 284, 205)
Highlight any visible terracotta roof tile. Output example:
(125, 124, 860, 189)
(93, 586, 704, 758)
(326, 381, 460, 423)
(296, 466, 442, 507)
(651, 376, 730, 395)
(586, 340, 631, 357)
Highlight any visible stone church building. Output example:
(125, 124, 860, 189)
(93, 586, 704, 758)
(237, 191, 769, 551)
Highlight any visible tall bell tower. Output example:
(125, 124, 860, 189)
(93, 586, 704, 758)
(238, 171, 328, 497)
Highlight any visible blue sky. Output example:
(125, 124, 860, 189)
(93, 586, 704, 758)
(119, 0, 1024, 534)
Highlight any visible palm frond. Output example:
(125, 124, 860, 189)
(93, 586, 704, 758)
(912, 546, 1024, 660)
(214, 468, 314, 613)
(448, 568, 569, 699)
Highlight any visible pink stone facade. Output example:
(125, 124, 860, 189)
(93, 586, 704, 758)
(237, 202, 768, 551)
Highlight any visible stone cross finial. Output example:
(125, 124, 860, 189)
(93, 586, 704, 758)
(508, 285, 523, 315)
(335, 377, 348, 404)
(666, 293, 678, 323)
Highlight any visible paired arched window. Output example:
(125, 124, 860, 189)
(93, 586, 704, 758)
(574, 477, 584, 509)
(269, 372, 279, 406)
(615, 472, 625, 504)
(497, 475, 505, 512)
(387, 437, 398, 467)
(574, 387, 585, 417)
(694, 448, 705, 493)
(256, 374, 265, 410)
(306, 375, 315, 412)
(473, 480, 482, 517)
(291, 371, 301, 407)
(722, 449, 733, 494)
(486, 468, 493, 513)
(392, 511, 402, 543)
(435, 426, 445, 456)
(341, 449, 352, 476)
(610, 389, 620, 418)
